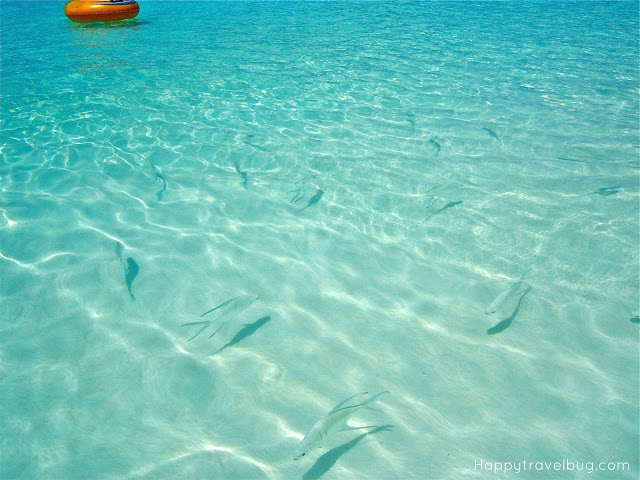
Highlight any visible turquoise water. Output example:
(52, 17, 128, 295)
(1, 1, 639, 478)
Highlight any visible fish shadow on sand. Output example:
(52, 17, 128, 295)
(487, 286, 531, 335)
(298, 189, 324, 212)
(125, 257, 139, 302)
(302, 425, 394, 480)
(631, 316, 640, 324)
(208, 316, 271, 355)
(588, 186, 621, 197)
(424, 200, 462, 222)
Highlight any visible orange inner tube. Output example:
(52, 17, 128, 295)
(65, 0, 140, 23)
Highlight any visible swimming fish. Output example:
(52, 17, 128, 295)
(293, 391, 389, 460)
(429, 138, 441, 157)
(288, 174, 318, 203)
(155, 172, 167, 200)
(424, 196, 436, 208)
(290, 189, 305, 204)
(423, 184, 442, 209)
(406, 111, 415, 128)
(482, 127, 501, 142)
(298, 189, 324, 212)
(115, 241, 126, 282)
(124, 257, 139, 302)
(424, 200, 462, 222)
(149, 161, 167, 200)
(246, 142, 267, 152)
(486, 286, 531, 335)
(485, 265, 531, 315)
(234, 160, 248, 189)
(182, 294, 259, 341)
(557, 157, 588, 164)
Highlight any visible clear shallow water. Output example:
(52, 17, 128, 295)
(1, 1, 638, 479)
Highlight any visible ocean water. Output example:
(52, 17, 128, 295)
(1, 1, 638, 479)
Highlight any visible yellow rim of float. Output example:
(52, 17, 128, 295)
(65, 0, 140, 23)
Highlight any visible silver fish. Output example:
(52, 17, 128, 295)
(288, 174, 318, 203)
(487, 286, 532, 335)
(485, 265, 531, 315)
(155, 172, 167, 200)
(429, 138, 441, 157)
(234, 160, 248, 189)
(182, 294, 258, 341)
(115, 241, 126, 283)
(149, 161, 167, 200)
(293, 391, 389, 460)
(424, 184, 442, 209)
(482, 127, 501, 142)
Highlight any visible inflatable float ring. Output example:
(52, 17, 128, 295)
(65, 0, 140, 23)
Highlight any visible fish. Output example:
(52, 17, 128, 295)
(406, 112, 415, 128)
(239, 133, 268, 152)
(485, 265, 531, 315)
(293, 391, 389, 460)
(124, 257, 139, 302)
(290, 188, 305, 204)
(234, 160, 248, 189)
(288, 174, 317, 203)
(181, 294, 258, 341)
(115, 241, 126, 282)
(155, 172, 167, 200)
(149, 161, 167, 200)
(246, 142, 267, 152)
(589, 186, 621, 196)
(424, 196, 436, 208)
(557, 157, 588, 164)
(429, 138, 441, 157)
(486, 286, 531, 335)
(294, 174, 317, 187)
(424, 184, 442, 209)
(424, 200, 462, 222)
(298, 189, 324, 212)
(482, 127, 501, 142)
